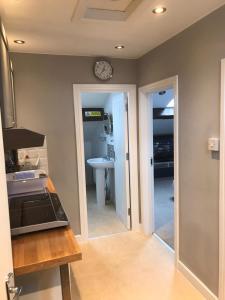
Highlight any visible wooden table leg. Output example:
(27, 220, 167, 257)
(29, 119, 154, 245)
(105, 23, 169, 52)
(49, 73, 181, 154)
(60, 264, 71, 300)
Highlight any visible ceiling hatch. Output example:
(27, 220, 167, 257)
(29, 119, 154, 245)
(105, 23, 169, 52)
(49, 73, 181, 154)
(72, 0, 144, 21)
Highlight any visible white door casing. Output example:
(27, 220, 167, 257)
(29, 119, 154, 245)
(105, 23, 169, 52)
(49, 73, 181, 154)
(0, 113, 14, 300)
(73, 84, 139, 240)
(138, 76, 179, 264)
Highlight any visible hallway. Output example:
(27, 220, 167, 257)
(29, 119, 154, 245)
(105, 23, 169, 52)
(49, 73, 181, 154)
(71, 232, 204, 300)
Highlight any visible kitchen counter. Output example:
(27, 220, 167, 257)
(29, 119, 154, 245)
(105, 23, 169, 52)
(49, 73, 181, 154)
(11, 178, 82, 300)
(12, 226, 81, 276)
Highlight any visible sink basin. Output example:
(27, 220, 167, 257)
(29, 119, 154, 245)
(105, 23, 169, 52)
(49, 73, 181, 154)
(87, 158, 114, 169)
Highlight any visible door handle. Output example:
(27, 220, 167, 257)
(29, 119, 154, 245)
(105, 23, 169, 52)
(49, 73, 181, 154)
(8, 286, 22, 300)
(6, 273, 22, 300)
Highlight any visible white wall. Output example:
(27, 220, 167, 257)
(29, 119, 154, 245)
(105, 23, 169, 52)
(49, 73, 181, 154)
(17, 137, 49, 174)
(81, 92, 110, 186)
(83, 121, 107, 185)
(81, 93, 110, 108)
(104, 95, 113, 114)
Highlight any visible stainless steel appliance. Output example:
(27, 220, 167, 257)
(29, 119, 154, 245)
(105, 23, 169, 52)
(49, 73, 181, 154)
(9, 189, 69, 236)
(7, 170, 48, 195)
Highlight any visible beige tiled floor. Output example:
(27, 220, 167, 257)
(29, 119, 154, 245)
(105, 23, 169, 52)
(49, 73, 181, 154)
(70, 232, 205, 300)
(87, 186, 127, 238)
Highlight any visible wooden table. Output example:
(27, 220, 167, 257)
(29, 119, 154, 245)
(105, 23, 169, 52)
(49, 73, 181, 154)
(11, 179, 82, 300)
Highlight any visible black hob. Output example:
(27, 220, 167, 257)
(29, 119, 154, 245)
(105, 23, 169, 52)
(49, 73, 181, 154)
(9, 190, 69, 236)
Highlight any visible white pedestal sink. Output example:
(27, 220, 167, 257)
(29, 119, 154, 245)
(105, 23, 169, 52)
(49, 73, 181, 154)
(87, 158, 114, 207)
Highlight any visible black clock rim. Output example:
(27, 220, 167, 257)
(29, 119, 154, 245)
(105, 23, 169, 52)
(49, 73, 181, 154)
(93, 60, 113, 81)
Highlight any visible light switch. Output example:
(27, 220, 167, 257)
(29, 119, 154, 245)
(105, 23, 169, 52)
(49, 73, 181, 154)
(208, 137, 220, 151)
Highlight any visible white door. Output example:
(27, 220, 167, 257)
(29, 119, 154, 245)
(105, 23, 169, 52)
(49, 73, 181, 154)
(139, 92, 155, 235)
(0, 114, 15, 300)
(139, 77, 179, 262)
(112, 93, 131, 229)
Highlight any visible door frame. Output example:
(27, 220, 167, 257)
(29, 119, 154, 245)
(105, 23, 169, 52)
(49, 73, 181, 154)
(73, 84, 139, 241)
(219, 59, 225, 300)
(138, 76, 179, 264)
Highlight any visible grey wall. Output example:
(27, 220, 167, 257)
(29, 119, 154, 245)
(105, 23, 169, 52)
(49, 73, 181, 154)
(11, 52, 137, 233)
(138, 5, 225, 295)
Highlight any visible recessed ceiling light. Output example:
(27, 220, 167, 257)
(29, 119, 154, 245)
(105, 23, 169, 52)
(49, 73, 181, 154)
(159, 91, 166, 95)
(115, 45, 125, 50)
(14, 40, 25, 44)
(152, 7, 167, 14)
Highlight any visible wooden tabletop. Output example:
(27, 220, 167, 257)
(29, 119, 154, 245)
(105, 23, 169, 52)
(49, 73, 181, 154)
(12, 179, 82, 276)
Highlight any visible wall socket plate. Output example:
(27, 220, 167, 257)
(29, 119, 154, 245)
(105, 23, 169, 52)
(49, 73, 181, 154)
(208, 137, 220, 151)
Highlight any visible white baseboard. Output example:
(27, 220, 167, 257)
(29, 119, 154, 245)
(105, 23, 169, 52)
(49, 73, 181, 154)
(178, 261, 218, 300)
(75, 234, 84, 243)
(153, 233, 174, 253)
(131, 222, 143, 233)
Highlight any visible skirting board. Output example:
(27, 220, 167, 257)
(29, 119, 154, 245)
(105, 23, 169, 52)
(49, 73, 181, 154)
(177, 261, 218, 300)
(75, 234, 83, 243)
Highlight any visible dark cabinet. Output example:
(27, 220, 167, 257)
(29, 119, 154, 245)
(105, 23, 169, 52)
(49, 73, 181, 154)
(153, 134, 174, 178)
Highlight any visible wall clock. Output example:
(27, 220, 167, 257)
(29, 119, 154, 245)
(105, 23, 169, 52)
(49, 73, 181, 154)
(94, 60, 113, 81)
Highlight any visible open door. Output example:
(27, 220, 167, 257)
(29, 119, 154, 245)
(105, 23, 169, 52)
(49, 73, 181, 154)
(0, 113, 20, 300)
(112, 93, 131, 229)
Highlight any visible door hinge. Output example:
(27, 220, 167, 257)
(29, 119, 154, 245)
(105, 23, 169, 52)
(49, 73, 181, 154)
(150, 157, 153, 166)
(128, 207, 131, 216)
(125, 102, 128, 112)
(6, 273, 22, 300)
(126, 153, 129, 160)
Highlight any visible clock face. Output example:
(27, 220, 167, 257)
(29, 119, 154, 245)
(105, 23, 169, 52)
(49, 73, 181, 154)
(94, 60, 113, 81)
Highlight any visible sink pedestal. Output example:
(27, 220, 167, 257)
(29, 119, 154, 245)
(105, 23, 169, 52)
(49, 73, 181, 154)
(95, 168, 105, 207)
(87, 158, 114, 207)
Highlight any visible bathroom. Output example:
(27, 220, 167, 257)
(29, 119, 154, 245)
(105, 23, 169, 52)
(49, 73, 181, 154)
(81, 92, 130, 238)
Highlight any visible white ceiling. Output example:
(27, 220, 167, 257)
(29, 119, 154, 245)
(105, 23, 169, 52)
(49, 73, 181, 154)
(87, 0, 133, 11)
(1, 0, 225, 58)
(152, 88, 174, 108)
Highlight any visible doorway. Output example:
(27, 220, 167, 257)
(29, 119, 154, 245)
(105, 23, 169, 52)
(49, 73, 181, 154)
(81, 92, 130, 238)
(73, 84, 139, 241)
(152, 88, 175, 248)
(139, 76, 179, 261)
